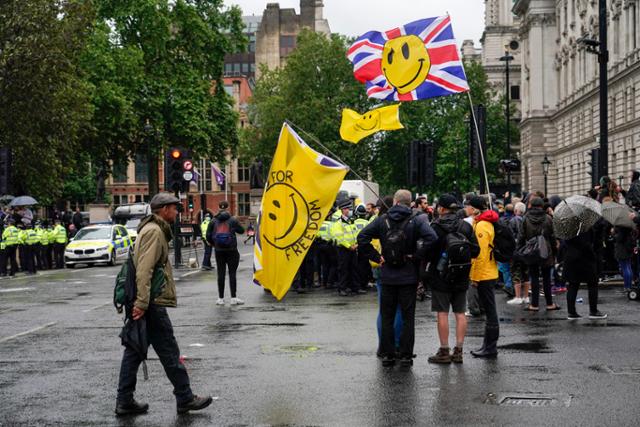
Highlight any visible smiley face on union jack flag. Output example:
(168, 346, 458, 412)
(347, 16, 470, 102)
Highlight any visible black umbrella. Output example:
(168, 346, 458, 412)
(119, 317, 149, 380)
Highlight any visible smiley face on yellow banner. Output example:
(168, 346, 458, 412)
(339, 104, 404, 144)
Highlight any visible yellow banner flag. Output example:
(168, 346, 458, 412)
(253, 123, 348, 300)
(339, 104, 404, 144)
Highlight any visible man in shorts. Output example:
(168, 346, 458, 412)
(426, 195, 480, 364)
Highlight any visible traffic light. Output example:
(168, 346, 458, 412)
(407, 141, 435, 188)
(587, 148, 600, 188)
(187, 195, 194, 212)
(165, 147, 192, 193)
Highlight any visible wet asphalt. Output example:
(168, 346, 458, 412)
(1, 243, 640, 426)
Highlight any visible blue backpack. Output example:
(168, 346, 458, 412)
(214, 220, 233, 248)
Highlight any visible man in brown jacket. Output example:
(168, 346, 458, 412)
(116, 193, 212, 416)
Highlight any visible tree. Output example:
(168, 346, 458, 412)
(0, 0, 94, 204)
(82, 0, 246, 195)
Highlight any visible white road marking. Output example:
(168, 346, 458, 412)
(0, 287, 34, 293)
(83, 302, 111, 313)
(189, 343, 205, 347)
(0, 322, 57, 344)
(179, 270, 201, 279)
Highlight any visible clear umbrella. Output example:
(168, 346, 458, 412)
(9, 196, 38, 207)
(553, 195, 602, 240)
(602, 201, 636, 229)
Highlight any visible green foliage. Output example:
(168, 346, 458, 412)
(0, 0, 94, 204)
(245, 33, 519, 198)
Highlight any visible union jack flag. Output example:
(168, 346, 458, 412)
(347, 16, 470, 101)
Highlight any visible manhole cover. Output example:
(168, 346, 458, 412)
(485, 393, 571, 407)
(605, 366, 640, 375)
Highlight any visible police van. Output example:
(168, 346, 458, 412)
(113, 203, 151, 243)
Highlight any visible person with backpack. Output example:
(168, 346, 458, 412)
(426, 194, 480, 364)
(507, 202, 530, 305)
(517, 197, 560, 312)
(468, 196, 501, 359)
(116, 193, 212, 416)
(206, 201, 245, 306)
(358, 189, 438, 367)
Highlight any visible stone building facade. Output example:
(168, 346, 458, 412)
(514, 0, 640, 196)
(255, 0, 330, 78)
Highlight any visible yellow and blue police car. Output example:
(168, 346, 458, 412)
(64, 224, 132, 268)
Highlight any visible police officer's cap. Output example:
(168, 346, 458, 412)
(150, 193, 180, 209)
(355, 204, 367, 216)
(337, 199, 352, 210)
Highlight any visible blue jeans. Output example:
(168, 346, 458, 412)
(498, 262, 512, 289)
(619, 259, 634, 289)
(377, 280, 403, 349)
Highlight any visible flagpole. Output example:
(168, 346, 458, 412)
(285, 119, 388, 209)
(466, 92, 493, 209)
(224, 164, 228, 202)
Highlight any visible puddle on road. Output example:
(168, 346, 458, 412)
(498, 340, 554, 354)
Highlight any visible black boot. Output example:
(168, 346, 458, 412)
(115, 400, 149, 416)
(471, 326, 499, 358)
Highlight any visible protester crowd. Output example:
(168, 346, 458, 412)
(261, 171, 640, 367)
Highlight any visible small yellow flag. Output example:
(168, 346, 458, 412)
(339, 104, 404, 144)
(253, 123, 348, 300)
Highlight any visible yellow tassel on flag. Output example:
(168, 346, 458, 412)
(339, 104, 404, 144)
(253, 123, 348, 300)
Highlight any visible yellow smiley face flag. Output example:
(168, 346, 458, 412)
(253, 123, 348, 300)
(339, 104, 404, 144)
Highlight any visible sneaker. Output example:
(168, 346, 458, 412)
(451, 347, 463, 364)
(216, 298, 225, 306)
(464, 311, 472, 317)
(230, 297, 244, 305)
(115, 399, 149, 416)
(589, 311, 608, 320)
(381, 356, 396, 367)
(523, 297, 530, 304)
(507, 297, 523, 305)
(567, 313, 582, 320)
(177, 395, 213, 414)
(338, 290, 350, 297)
(428, 347, 452, 364)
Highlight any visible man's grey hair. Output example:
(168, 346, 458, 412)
(393, 189, 412, 207)
(514, 202, 526, 215)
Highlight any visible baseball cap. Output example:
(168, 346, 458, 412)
(438, 194, 459, 210)
(469, 195, 488, 211)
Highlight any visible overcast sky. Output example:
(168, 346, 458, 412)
(223, 0, 485, 46)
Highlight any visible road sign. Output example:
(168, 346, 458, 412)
(183, 171, 193, 181)
(183, 160, 193, 171)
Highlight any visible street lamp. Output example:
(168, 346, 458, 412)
(542, 155, 551, 196)
(499, 51, 514, 202)
(578, 0, 608, 179)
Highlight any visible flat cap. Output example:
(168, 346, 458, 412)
(150, 192, 180, 209)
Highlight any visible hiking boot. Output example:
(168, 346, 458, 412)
(428, 347, 451, 364)
(115, 400, 149, 416)
(451, 347, 463, 364)
(177, 395, 213, 414)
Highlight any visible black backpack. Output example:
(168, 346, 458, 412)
(382, 214, 414, 267)
(492, 220, 516, 263)
(439, 229, 474, 285)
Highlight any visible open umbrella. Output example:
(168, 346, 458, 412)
(9, 196, 38, 207)
(553, 195, 602, 239)
(602, 201, 636, 229)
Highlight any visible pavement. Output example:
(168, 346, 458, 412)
(1, 242, 640, 426)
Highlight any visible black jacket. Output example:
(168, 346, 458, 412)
(517, 208, 556, 265)
(614, 226, 635, 261)
(358, 205, 438, 286)
(426, 213, 479, 293)
(206, 211, 244, 251)
(562, 229, 598, 283)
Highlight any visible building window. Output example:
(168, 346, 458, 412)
(135, 195, 142, 203)
(134, 153, 148, 183)
(510, 85, 520, 100)
(238, 193, 250, 216)
(113, 159, 128, 183)
(224, 84, 233, 96)
(233, 63, 241, 73)
(224, 63, 233, 74)
(238, 162, 250, 182)
(242, 63, 249, 73)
